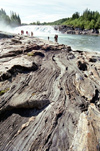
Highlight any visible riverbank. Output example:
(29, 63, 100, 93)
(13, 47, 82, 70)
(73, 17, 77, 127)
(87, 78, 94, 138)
(54, 25, 100, 36)
(0, 32, 100, 151)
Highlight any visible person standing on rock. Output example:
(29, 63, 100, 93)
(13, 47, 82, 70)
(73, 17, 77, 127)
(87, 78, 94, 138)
(31, 32, 33, 37)
(21, 30, 24, 35)
(26, 31, 29, 35)
(54, 34, 58, 43)
(48, 36, 50, 41)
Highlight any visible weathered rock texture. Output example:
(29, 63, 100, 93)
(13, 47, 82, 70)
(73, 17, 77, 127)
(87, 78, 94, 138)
(0, 33, 100, 151)
(54, 25, 100, 35)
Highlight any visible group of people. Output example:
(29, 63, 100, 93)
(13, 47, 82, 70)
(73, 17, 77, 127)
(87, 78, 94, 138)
(20, 30, 58, 43)
(48, 34, 58, 43)
(20, 30, 33, 37)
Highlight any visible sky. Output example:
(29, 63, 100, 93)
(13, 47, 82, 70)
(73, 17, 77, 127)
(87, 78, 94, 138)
(0, 0, 100, 23)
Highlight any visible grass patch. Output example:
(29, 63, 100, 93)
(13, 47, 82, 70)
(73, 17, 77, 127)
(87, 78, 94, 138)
(0, 72, 2, 75)
(27, 52, 34, 56)
(31, 92, 36, 96)
(0, 88, 10, 96)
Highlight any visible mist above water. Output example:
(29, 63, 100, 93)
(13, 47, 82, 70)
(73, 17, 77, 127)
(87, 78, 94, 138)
(0, 21, 13, 33)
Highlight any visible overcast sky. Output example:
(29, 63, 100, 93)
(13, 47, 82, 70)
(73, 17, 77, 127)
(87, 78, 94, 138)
(0, 0, 100, 23)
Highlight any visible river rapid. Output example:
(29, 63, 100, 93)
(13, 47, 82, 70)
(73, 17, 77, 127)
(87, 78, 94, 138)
(10, 25, 100, 52)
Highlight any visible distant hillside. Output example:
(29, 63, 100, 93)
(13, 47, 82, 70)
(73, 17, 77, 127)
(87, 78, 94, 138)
(45, 18, 68, 25)
(31, 9, 100, 30)
(49, 9, 100, 30)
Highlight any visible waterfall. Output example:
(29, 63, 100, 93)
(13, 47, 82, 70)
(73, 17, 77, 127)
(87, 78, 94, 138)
(10, 25, 59, 37)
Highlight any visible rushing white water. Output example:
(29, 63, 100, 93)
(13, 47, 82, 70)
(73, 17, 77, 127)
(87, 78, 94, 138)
(10, 25, 59, 36)
(5, 25, 100, 52)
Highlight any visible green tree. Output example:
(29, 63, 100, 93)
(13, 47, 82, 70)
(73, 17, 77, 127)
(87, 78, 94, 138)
(0, 9, 21, 27)
(89, 19, 95, 29)
(93, 11, 100, 21)
(36, 21, 40, 25)
(10, 11, 21, 27)
(82, 9, 92, 21)
(95, 17, 100, 29)
(72, 12, 80, 19)
(0, 9, 11, 25)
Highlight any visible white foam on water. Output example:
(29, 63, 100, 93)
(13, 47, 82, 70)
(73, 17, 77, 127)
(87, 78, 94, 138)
(10, 25, 60, 37)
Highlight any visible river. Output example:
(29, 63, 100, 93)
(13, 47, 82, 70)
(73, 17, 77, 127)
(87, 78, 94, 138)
(10, 25, 100, 52)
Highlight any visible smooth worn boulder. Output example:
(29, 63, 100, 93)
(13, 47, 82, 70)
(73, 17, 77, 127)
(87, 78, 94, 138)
(74, 73, 96, 101)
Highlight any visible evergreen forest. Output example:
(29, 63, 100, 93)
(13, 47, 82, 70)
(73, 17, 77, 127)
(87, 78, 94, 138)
(0, 8, 21, 27)
(37, 9, 100, 30)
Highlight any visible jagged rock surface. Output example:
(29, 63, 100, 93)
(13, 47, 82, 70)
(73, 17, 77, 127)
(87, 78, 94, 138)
(69, 103, 100, 151)
(0, 33, 100, 151)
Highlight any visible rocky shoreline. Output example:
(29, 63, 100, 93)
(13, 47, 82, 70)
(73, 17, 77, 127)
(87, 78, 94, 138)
(0, 32, 100, 151)
(54, 25, 100, 35)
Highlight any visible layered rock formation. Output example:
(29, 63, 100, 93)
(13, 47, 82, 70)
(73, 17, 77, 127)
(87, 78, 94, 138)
(0, 32, 100, 151)
(54, 25, 100, 35)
